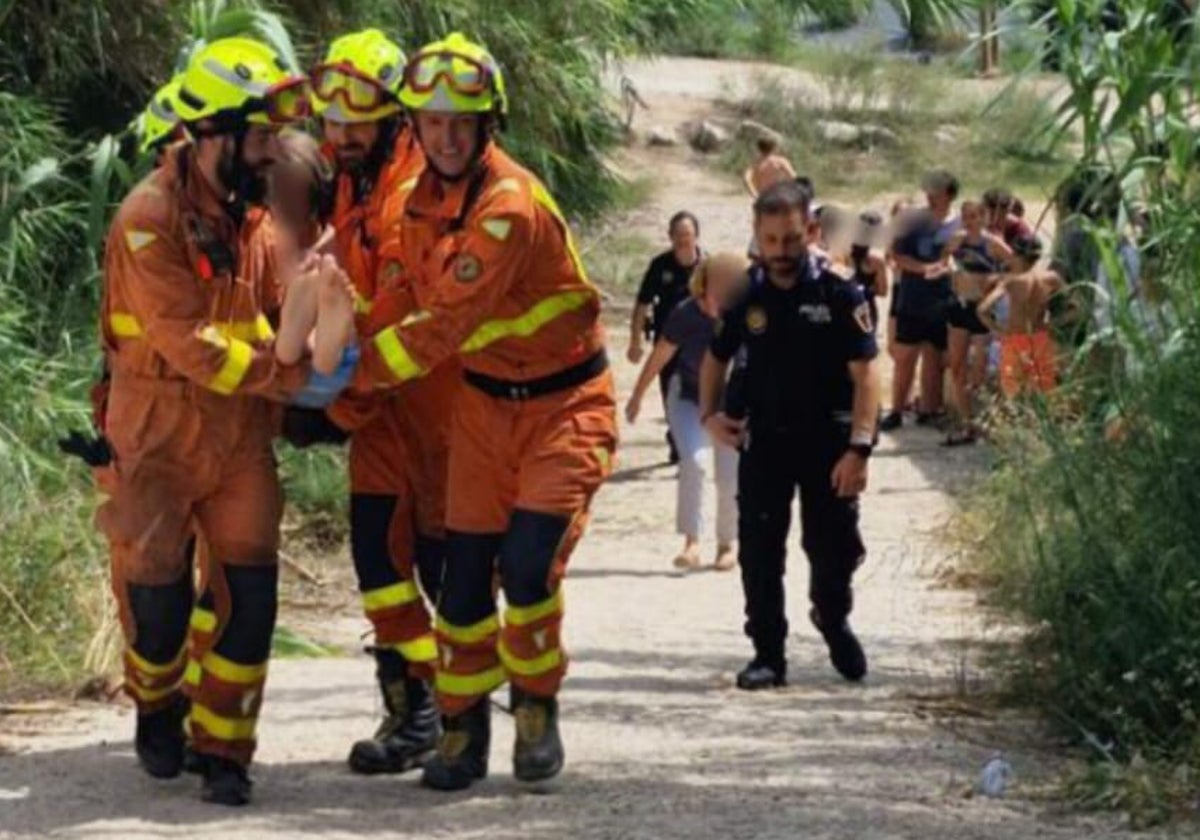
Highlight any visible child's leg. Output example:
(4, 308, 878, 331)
(312, 269, 357, 375)
(276, 268, 320, 365)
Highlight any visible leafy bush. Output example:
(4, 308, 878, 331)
(965, 0, 1200, 823)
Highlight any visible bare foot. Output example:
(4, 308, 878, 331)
(276, 264, 320, 365)
(714, 544, 736, 571)
(673, 540, 701, 571)
(312, 261, 357, 375)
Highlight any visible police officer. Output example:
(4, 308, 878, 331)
(699, 179, 882, 689)
(629, 211, 703, 463)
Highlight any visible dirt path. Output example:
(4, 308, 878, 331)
(0, 58, 1156, 840)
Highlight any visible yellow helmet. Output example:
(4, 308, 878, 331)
(136, 75, 184, 153)
(311, 28, 406, 123)
(174, 37, 311, 128)
(399, 32, 508, 119)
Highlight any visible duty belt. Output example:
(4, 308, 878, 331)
(464, 351, 608, 401)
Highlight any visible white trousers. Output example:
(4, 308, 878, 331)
(666, 375, 739, 544)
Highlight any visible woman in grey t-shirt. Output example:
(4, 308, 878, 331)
(626, 252, 749, 571)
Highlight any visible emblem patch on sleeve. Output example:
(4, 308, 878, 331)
(454, 253, 483, 283)
(852, 301, 873, 333)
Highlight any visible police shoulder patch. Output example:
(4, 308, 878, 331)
(852, 301, 873, 334)
(746, 306, 768, 335)
(454, 252, 483, 283)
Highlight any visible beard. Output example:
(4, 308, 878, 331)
(216, 139, 272, 207)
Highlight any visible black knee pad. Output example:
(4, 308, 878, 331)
(439, 531, 501, 626)
(350, 494, 400, 591)
(213, 565, 278, 664)
(414, 534, 446, 603)
(127, 573, 193, 664)
(498, 510, 571, 608)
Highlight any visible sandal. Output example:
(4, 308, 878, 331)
(941, 427, 978, 447)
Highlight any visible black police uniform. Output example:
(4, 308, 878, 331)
(711, 254, 878, 681)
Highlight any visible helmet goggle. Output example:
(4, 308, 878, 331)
(246, 77, 313, 124)
(405, 51, 492, 97)
(312, 63, 392, 113)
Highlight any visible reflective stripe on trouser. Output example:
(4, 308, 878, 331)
(351, 494, 437, 678)
(181, 564, 279, 766)
(433, 612, 506, 716)
(124, 646, 187, 710)
(498, 588, 566, 697)
(362, 580, 437, 668)
(184, 649, 268, 763)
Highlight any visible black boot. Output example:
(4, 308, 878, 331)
(735, 658, 787, 691)
(511, 686, 564, 784)
(420, 698, 491, 792)
(810, 608, 867, 682)
(200, 755, 253, 806)
(349, 671, 440, 774)
(134, 696, 187, 779)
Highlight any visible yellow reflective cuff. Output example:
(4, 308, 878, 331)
(372, 328, 424, 382)
(461, 290, 592, 354)
(190, 608, 217, 634)
(354, 291, 373, 316)
(397, 176, 419, 194)
(208, 337, 253, 395)
(498, 641, 563, 677)
(126, 680, 179, 704)
(435, 613, 500, 645)
(504, 589, 564, 627)
(435, 666, 507, 697)
(392, 635, 438, 664)
(126, 646, 185, 678)
(201, 651, 267, 685)
(184, 659, 202, 688)
(109, 312, 144, 338)
(216, 316, 274, 343)
(362, 581, 421, 612)
(189, 702, 257, 742)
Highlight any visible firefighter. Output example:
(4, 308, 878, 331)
(352, 32, 618, 791)
(98, 37, 352, 806)
(301, 28, 445, 775)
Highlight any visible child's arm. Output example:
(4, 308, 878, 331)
(625, 339, 680, 424)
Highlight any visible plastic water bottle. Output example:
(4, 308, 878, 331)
(978, 755, 1013, 798)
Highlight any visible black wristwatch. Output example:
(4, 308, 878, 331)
(848, 442, 873, 459)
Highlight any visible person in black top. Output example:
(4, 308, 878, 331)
(699, 180, 882, 689)
(629, 211, 703, 463)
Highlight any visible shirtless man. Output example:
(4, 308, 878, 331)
(976, 236, 1063, 398)
(744, 138, 797, 259)
(743, 137, 796, 198)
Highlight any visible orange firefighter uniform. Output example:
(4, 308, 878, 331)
(321, 126, 443, 676)
(99, 144, 307, 767)
(356, 143, 618, 717)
